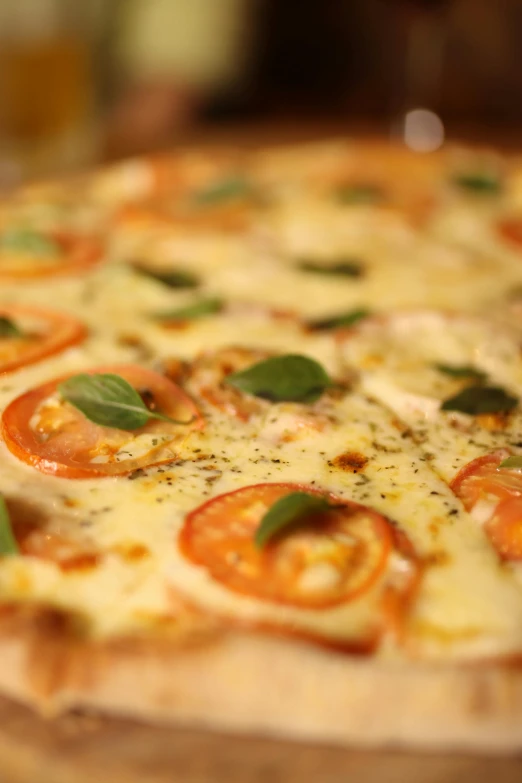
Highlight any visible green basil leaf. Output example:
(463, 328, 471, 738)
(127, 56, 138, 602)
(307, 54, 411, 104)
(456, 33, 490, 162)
(152, 298, 223, 322)
(0, 316, 23, 338)
(192, 177, 251, 206)
(0, 496, 18, 556)
(226, 354, 332, 403)
(434, 363, 487, 382)
(298, 260, 364, 278)
(59, 373, 189, 430)
(440, 385, 518, 415)
(0, 228, 59, 257)
(335, 183, 383, 205)
(453, 173, 501, 194)
(255, 491, 336, 548)
(308, 307, 370, 331)
(499, 456, 522, 470)
(133, 264, 200, 289)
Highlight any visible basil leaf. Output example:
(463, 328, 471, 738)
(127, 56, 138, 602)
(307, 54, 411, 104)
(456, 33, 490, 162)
(298, 260, 364, 278)
(308, 307, 370, 331)
(453, 173, 501, 194)
(59, 373, 188, 430)
(226, 354, 332, 403)
(440, 385, 518, 415)
(152, 298, 223, 322)
(0, 496, 18, 556)
(434, 363, 487, 382)
(335, 183, 383, 205)
(192, 177, 251, 206)
(255, 491, 335, 548)
(0, 228, 59, 256)
(133, 264, 200, 289)
(0, 316, 23, 338)
(499, 456, 522, 470)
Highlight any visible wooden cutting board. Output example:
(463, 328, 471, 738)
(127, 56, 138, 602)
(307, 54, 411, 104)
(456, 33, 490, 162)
(0, 695, 521, 783)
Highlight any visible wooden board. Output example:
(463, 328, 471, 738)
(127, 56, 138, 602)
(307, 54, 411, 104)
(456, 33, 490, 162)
(0, 695, 520, 783)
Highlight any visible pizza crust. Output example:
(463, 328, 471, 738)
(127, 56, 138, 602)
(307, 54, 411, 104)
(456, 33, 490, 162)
(0, 604, 521, 753)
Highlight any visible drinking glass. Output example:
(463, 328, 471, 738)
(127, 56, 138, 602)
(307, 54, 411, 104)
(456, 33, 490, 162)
(0, 0, 109, 186)
(381, 0, 451, 151)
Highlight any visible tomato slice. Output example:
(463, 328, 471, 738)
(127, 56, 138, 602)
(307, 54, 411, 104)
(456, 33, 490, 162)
(1, 364, 204, 478)
(324, 145, 441, 226)
(188, 346, 272, 421)
(113, 153, 254, 233)
(5, 496, 99, 571)
(146, 150, 247, 197)
(450, 450, 522, 560)
(0, 305, 87, 375)
(497, 217, 522, 250)
(19, 529, 99, 571)
(116, 199, 253, 234)
(179, 483, 419, 612)
(0, 230, 103, 279)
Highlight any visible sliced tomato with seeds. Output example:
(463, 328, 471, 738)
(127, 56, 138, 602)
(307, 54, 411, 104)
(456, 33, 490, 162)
(1, 364, 204, 478)
(0, 305, 87, 375)
(0, 230, 103, 279)
(179, 483, 420, 613)
(450, 450, 522, 560)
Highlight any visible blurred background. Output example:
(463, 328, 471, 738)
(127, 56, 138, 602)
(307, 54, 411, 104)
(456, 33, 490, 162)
(0, 0, 521, 183)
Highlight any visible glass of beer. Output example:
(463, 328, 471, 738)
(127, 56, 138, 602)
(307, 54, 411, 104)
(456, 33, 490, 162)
(0, 1, 108, 185)
(380, 0, 452, 150)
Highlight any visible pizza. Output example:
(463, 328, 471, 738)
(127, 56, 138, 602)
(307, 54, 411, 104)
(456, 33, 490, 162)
(2, 140, 522, 752)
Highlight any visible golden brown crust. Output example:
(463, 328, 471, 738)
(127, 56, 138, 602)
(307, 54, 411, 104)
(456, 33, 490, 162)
(0, 603, 522, 752)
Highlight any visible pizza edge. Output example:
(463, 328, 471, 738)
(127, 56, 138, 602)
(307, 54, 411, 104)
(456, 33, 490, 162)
(0, 602, 521, 752)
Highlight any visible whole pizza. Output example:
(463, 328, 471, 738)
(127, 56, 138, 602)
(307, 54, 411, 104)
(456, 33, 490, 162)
(1, 140, 522, 752)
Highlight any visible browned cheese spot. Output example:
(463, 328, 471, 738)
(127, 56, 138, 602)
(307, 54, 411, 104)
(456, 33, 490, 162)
(328, 451, 368, 472)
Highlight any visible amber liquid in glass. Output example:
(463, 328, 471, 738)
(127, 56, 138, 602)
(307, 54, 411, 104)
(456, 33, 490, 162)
(0, 35, 91, 143)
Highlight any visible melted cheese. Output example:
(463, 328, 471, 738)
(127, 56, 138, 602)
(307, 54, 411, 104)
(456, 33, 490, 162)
(1, 146, 522, 662)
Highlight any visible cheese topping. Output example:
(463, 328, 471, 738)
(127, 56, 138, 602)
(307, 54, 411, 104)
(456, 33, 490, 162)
(1, 143, 522, 662)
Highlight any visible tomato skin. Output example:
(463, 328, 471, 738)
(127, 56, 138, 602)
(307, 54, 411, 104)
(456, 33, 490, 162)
(189, 347, 272, 421)
(1, 364, 204, 479)
(0, 305, 87, 375)
(0, 231, 103, 280)
(497, 217, 522, 250)
(486, 497, 522, 559)
(116, 200, 252, 234)
(19, 530, 99, 571)
(450, 451, 512, 506)
(180, 483, 418, 612)
(114, 150, 251, 233)
(450, 450, 522, 561)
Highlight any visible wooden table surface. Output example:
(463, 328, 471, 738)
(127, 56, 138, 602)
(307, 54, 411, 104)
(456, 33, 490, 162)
(113, 117, 522, 158)
(0, 693, 520, 783)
